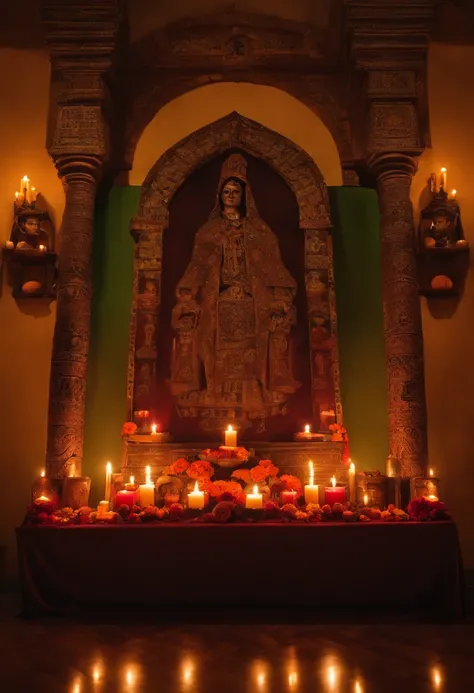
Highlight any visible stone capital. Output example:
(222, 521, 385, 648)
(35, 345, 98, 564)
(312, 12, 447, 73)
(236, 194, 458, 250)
(367, 152, 419, 184)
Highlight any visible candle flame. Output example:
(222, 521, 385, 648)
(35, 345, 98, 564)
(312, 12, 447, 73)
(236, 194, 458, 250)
(37, 495, 49, 501)
(452, 189, 457, 197)
(331, 475, 336, 488)
(15, 191, 19, 199)
(151, 423, 157, 434)
(308, 460, 314, 484)
(146, 465, 151, 484)
(227, 424, 234, 432)
(429, 468, 434, 476)
(129, 475, 135, 485)
(354, 680, 363, 693)
(431, 666, 442, 691)
(193, 480, 199, 493)
(40, 469, 45, 478)
(441, 167, 447, 173)
(106, 461, 112, 473)
(363, 493, 368, 506)
(304, 424, 310, 434)
(349, 461, 355, 473)
(253, 485, 258, 495)
(428, 494, 439, 501)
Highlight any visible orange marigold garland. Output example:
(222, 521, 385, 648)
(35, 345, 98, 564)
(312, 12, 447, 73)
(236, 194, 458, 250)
(121, 421, 137, 437)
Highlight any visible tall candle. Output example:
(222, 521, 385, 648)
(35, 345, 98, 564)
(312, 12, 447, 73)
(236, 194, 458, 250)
(348, 461, 356, 502)
(246, 485, 263, 509)
(225, 424, 237, 448)
(138, 482, 154, 507)
(324, 476, 346, 506)
(104, 461, 112, 503)
(304, 460, 319, 504)
(188, 480, 205, 509)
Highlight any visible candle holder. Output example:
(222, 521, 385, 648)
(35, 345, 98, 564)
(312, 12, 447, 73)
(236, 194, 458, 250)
(356, 473, 388, 509)
(417, 174, 469, 297)
(61, 476, 91, 509)
(410, 476, 440, 501)
(31, 476, 60, 505)
(3, 187, 57, 299)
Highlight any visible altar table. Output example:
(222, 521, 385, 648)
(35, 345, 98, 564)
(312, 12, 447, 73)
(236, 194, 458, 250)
(16, 521, 463, 620)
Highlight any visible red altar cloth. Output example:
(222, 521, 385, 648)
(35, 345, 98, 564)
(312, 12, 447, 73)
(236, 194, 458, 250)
(16, 522, 464, 619)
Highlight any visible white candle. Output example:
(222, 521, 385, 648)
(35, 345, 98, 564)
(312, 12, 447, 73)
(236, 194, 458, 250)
(104, 461, 112, 502)
(97, 500, 109, 516)
(138, 482, 155, 507)
(246, 484, 263, 509)
(225, 424, 237, 448)
(188, 480, 205, 509)
(348, 460, 356, 502)
(304, 460, 319, 504)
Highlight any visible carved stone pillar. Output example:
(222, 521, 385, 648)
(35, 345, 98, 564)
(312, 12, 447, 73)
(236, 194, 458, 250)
(45, 156, 102, 478)
(368, 153, 428, 478)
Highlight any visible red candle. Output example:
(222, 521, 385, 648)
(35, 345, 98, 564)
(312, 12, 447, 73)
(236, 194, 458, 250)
(324, 485, 346, 506)
(115, 489, 136, 509)
(281, 490, 298, 505)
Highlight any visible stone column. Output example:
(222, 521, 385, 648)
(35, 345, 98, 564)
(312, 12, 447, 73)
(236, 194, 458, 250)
(368, 152, 428, 478)
(45, 156, 102, 478)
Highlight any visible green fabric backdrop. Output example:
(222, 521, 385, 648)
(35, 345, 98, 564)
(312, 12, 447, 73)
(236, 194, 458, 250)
(83, 185, 388, 498)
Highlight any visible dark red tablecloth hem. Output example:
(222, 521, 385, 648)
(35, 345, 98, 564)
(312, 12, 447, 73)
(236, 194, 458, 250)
(16, 521, 464, 621)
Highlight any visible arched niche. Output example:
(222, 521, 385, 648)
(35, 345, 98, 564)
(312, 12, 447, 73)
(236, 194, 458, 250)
(130, 83, 343, 188)
(128, 112, 342, 438)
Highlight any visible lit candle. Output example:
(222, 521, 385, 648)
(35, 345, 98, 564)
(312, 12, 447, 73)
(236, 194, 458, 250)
(104, 461, 112, 502)
(451, 189, 457, 199)
(115, 486, 137, 509)
(151, 423, 158, 435)
(188, 480, 205, 509)
(324, 475, 346, 506)
(280, 489, 298, 505)
(304, 423, 311, 439)
(348, 460, 356, 502)
(246, 484, 263, 509)
(38, 244, 46, 252)
(304, 460, 319, 504)
(41, 469, 45, 478)
(429, 468, 434, 477)
(21, 175, 29, 193)
(15, 191, 19, 204)
(97, 500, 109, 516)
(225, 424, 237, 448)
(428, 494, 439, 502)
(440, 167, 447, 190)
(139, 466, 154, 507)
(69, 462, 76, 477)
(30, 186, 36, 203)
(363, 493, 369, 506)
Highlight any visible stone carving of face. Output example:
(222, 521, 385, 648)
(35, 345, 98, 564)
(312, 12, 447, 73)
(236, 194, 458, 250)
(221, 180, 242, 209)
(21, 217, 40, 236)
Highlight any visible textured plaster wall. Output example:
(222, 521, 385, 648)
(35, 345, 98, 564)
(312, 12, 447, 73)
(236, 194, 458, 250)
(0, 48, 64, 583)
(412, 43, 474, 569)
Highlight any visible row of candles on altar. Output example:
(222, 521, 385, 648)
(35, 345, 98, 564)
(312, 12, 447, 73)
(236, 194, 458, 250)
(97, 460, 359, 512)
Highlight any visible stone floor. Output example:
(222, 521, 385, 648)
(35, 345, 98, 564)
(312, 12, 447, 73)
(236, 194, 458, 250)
(1, 597, 474, 693)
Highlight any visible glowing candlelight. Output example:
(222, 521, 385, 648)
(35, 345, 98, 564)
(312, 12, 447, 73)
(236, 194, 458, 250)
(138, 468, 155, 507)
(188, 480, 205, 509)
(30, 186, 36, 203)
(451, 189, 457, 198)
(246, 484, 263, 509)
(304, 460, 319, 504)
(428, 494, 439, 501)
(69, 463, 76, 477)
(40, 469, 45, 478)
(104, 461, 112, 502)
(348, 460, 356, 502)
(151, 423, 158, 435)
(429, 468, 434, 477)
(363, 493, 369, 506)
(304, 423, 311, 434)
(440, 167, 447, 190)
(39, 244, 46, 252)
(129, 475, 135, 486)
(224, 424, 237, 448)
(331, 475, 336, 488)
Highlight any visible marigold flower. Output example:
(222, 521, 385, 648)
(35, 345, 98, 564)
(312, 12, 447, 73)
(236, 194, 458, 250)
(121, 421, 137, 437)
(168, 458, 190, 475)
(279, 474, 303, 492)
(231, 468, 251, 483)
(250, 465, 268, 483)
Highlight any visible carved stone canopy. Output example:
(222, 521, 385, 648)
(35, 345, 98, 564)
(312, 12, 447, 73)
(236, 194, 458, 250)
(137, 111, 332, 231)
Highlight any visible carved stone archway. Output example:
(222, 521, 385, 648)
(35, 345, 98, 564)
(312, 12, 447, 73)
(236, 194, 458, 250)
(128, 112, 342, 432)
